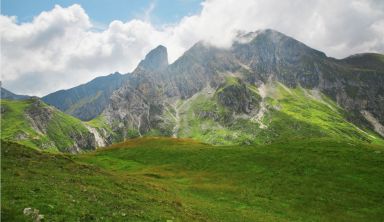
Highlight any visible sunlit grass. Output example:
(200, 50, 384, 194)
(3, 137, 384, 221)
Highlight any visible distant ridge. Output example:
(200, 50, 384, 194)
(42, 72, 129, 121)
(0, 84, 30, 100)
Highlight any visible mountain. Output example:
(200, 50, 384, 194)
(98, 29, 384, 145)
(3, 29, 383, 150)
(0, 86, 30, 100)
(0, 98, 106, 153)
(42, 72, 128, 121)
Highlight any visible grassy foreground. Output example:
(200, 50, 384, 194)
(2, 137, 384, 221)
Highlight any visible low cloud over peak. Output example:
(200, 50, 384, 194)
(1, 0, 383, 96)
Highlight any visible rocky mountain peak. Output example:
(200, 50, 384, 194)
(136, 45, 168, 72)
(234, 29, 326, 59)
(34, 29, 384, 146)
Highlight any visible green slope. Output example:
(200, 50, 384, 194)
(176, 79, 383, 145)
(2, 138, 384, 221)
(1, 99, 94, 152)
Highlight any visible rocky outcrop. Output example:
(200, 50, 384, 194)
(25, 99, 53, 134)
(66, 131, 97, 153)
(361, 110, 384, 137)
(217, 78, 261, 114)
(84, 125, 106, 147)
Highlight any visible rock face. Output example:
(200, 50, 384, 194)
(217, 78, 261, 114)
(233, 30, 326, 88)
(361, 110, 384, 137)
(102, 29, 384, 141)
(84, 125, 106, 147)
(104, 70, 171, 138)
(25, 100, 53, 134)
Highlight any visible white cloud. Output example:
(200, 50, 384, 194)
(1, 0, 383, 96)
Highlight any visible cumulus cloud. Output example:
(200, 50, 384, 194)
(1, 0, 383, 96)
(0, 4, 169, 96)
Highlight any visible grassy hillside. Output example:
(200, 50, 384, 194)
(2, 138, 384, 221)
(176, 80, 383, 145)
(1, 99, 94, 152)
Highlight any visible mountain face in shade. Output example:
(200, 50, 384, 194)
(340, 53, 384, 70)
(42, 72, 129, 121)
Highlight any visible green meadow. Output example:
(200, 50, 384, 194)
(2, 137, 384, 221)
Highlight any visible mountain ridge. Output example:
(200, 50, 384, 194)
(2, 29, 383, 151)
(97, 29, 384, 145)
(42, 72, 129, 121)
(1, 85, 30, 100)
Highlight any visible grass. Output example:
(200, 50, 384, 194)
(1, 99, 93, 152)
(46, 109, 92, 152)
(1, 99, 54, 150)
(268, 84, 383, 144)
(2, 137, 384, 221)
(178, 94, 236, 145)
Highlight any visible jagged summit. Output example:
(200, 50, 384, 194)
(233, 29, 326, 61)
(136, 45, 168, 72)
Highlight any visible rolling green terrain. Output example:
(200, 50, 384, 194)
(2, 138, 384, 221)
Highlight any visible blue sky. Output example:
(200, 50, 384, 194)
(1, 0, 203, 25)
